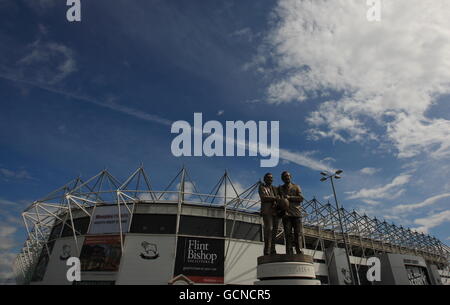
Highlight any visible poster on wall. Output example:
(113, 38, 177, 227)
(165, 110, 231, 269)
(406, 265, 430, 285)
(88, 205, 131, 235)
(79, 235, 122, 272)
(42, 237, 84, 284)
(174, 236, 224, 284)
(115, 235, 177, 285)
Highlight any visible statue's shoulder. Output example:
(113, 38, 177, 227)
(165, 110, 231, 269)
(292, 183, 302, 192)
(259, 183, 273, 191)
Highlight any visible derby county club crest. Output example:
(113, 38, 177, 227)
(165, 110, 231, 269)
(140, 241, 159, 260)
(59, 244, 71, 261)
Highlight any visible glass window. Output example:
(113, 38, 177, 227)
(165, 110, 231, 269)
(179, 215, 224, 237)
(61, 217, 91, 237)
(226, 220, 262, 241)
(130, 214, 176, 234)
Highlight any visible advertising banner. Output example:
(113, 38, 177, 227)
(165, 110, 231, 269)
(174, 236, 224, 284)
(88, 205, 131, 235)
(116, 235, 176, 285)
(79, 235, 122, 272)
(406, 265, 430, 285)
(326, 247, 353, 285)
(43, 237, 84, 284)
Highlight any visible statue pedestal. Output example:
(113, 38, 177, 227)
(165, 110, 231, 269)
(254, 254, 321, 285)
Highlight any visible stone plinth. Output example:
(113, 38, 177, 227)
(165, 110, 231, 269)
(254, 254, 320, 285)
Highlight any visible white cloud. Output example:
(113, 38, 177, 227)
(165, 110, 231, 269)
(383, 214, 402, 222)
(0, 223, 17, 251)
(0, 74, 174, 127)
(413, 210, 450, 233)
(17, 40, 77, 85)
(306, 99, 379, 143)
(0, 198, 30, 216)
(0, 225, 17, 237)
(0, 199, 28, 282)
(279, 148, 334, 172)
(230, 27, 255, 42)
(361, 199, 381, 206)
(165, 181, 200, 201)
(137, 193, 155, 202)
(0, 168, 33, 181)
(323, 194, 333, 201)
(0, 252, 16, 283)
(0, 69, 336, 172)
(394, 193, 450, 213)
(225, 181, 261, 210)
(346, 173, 411, 200)
(360, 167, 381, 175)
(259, 0, 450, 159)
(0, 198, 18, 207)
(321, 157, 336, 163)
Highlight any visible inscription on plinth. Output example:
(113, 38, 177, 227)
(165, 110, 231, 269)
(257, 262, 316, 279)
(255, 254, 320, 285)
(257, 254, 314, 265)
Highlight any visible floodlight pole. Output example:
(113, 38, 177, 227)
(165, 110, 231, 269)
(323, 171, 357, 285)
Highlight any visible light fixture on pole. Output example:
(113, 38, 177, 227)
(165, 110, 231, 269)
(320, 169, 357, 285)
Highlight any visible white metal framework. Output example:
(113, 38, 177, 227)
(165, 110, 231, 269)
(14, 167, 450, 284)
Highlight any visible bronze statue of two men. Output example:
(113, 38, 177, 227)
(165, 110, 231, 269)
(258, 171, 304, 256)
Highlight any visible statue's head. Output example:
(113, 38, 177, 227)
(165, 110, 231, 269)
(281, 171, 291, 184)
(263, 173, 273, 185)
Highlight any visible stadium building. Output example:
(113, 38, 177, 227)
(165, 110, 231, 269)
(13, 167, 450, 285)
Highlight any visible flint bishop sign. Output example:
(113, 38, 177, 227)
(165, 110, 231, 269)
(174, 236, 224, 284)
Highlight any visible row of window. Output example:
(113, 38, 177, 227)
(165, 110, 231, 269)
(48, 214, 262, 242)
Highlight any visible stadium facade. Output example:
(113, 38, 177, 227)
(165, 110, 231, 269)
(14, 167, 450, 285)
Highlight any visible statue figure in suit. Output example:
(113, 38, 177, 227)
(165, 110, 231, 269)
(258, 173, 280, 255)
(278, 171, 304, 255)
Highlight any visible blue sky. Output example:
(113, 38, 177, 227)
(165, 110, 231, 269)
(1, 0, 450, 282)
